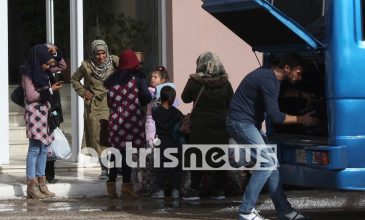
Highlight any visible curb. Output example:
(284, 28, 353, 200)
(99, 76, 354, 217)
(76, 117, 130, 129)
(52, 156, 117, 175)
(0, 182, 109, 200)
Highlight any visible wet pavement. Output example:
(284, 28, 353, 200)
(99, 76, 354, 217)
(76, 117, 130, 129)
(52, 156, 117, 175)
(0, 190, 364, 219)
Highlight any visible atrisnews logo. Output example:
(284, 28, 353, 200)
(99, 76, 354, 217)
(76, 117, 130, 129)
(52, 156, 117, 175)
(81, 142, 278, 171)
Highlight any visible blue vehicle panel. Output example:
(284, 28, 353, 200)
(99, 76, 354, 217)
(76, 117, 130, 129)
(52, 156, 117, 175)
(203, 0, 365, 190)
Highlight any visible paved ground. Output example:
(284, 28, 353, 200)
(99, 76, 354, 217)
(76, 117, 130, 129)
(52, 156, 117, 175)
(0, 160, 110, 200)
(0, 190, 365, 219)
(1, 160, 365, 219)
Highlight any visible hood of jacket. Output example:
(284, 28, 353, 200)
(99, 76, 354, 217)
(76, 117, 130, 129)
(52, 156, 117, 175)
(189, 73, 229, 87)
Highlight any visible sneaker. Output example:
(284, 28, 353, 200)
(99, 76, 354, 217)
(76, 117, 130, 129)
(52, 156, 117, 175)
(171, 189, 180, 199)
(239, 209, 269, 220)
(281, 210, 308, 220)
(99, 170, 108, 179)
(210, 190, 226, 200)
(151, 189, 165, 198)
(182, 189, 200, 201)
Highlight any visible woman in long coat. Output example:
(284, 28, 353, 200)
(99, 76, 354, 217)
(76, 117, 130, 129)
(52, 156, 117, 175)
(103, 49, 152, 199)
(181, 51, 234, 200)
(70, 40, 119, 178)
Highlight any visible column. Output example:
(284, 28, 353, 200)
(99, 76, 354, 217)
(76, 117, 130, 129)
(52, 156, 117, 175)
(70, 0, 84, 162)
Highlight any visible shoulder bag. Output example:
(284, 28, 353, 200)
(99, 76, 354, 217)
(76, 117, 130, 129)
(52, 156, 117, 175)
(179, 85, 205, 135)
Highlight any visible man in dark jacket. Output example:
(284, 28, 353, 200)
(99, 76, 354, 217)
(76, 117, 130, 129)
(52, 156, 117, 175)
(226, 53, 318, 220)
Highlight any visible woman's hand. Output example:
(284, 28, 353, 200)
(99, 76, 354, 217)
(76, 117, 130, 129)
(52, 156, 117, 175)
(47, 44, 58, 55)
(84, 90, 94, 101)
(51, 82, 63, 91)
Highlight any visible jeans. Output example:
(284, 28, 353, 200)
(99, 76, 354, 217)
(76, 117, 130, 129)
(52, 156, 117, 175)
(226, 118, 293, 217)
(26, 139, 48, 180)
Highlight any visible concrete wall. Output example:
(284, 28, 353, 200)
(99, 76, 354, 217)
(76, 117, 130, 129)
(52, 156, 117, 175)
(168, 0, 262, 113)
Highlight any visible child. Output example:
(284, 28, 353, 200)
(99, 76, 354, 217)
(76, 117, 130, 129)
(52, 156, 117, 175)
(45, 43, 67, 184)
(151, 86, 184, 199)
(145, 66, 171, 148)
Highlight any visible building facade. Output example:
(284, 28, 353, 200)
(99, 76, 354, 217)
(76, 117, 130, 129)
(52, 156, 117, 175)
(1, 0, 260, 165)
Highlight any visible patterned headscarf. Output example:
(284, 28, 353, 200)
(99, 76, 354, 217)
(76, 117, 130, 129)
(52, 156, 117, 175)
(195, 51, 226, 77)
(21, 44, 54, 89)
(90, 39, 113, 80)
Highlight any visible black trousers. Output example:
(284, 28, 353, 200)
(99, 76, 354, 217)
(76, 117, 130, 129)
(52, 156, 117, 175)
(191, 170, 227, 191)
(107, 150, 131, 183)
(153, 143, 182, 190)
(45, 160, 55, 181)
(155, 167, 182, 190)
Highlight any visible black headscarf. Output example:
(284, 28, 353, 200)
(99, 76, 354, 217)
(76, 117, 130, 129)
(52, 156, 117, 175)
(21, 44, 54, 89)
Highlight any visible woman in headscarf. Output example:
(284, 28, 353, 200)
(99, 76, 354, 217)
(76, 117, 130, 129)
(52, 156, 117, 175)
(181, 51, 234, 201)
(70, 40, 119, 179)
(22, 44, 63, 199)
(103, 49, 151, 199)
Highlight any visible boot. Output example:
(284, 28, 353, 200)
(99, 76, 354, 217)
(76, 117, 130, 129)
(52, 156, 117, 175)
(121, 183, 138, 199)
(27, 178, 46, 199)
(106, 182, 118, 199)
(38, 176, 55, 197)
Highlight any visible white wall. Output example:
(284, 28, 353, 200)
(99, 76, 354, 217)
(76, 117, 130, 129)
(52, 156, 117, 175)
(169, 0, 262, 113)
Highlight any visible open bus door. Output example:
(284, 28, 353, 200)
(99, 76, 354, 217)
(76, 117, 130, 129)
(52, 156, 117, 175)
(202, 0, 365, 190)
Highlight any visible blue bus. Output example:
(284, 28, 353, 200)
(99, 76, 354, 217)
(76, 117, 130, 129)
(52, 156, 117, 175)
(202, 0, 365, 190)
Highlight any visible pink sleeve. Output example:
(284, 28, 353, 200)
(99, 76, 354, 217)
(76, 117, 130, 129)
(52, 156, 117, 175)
(48, 58, 67, 73)
(148, 87, 156, 96)
(22, 75, 40, 103)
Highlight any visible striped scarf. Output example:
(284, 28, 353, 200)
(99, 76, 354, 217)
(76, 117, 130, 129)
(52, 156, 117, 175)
(90, 39, 113, 80)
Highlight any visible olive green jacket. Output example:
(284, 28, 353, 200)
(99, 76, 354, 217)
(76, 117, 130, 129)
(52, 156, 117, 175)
(70, 55, 119, 154)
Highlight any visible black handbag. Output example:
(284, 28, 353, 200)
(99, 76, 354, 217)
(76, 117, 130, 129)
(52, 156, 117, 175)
(99, 119, 109, 146)
(48, 111, 60, 133)
(179, 85, 205, 135)
(11, 85, 25, 108)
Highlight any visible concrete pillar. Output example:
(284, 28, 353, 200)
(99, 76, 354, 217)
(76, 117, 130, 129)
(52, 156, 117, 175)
(70, 0, 84, 162)
(46, 0, 54, 43)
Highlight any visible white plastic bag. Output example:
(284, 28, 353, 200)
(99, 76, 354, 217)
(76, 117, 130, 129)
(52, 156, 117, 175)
(50, 127, 72, 160)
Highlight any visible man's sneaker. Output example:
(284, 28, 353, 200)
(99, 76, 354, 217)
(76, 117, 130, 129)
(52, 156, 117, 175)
(210, 190, 226, 200)
(239, 208, 269, 220)
(99, 170, 108, 179)
(281, 210, 308, 220)
(151, 189, 165, 198)
(182, 189, 200, 201)
(171, 189, 180, 199)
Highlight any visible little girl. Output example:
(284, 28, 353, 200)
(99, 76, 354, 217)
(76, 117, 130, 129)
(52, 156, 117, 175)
(145, 66, 173, 147)
(142, 66, 181, 195)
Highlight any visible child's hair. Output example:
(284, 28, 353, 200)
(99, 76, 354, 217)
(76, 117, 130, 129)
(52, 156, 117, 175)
(148, 66, 170, 84)
(160, 86, 176, 107)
